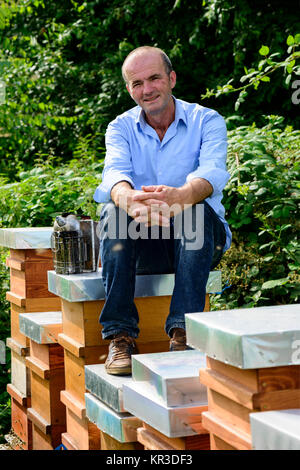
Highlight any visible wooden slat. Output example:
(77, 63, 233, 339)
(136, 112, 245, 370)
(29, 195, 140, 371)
(6, 257, 25, 271)
(61, 299, 104, 347)
(7, 383, 30, 407)
(253, 389, 300, 411)
(32, 424, 54, 450)
(142, 422, 209, 450)
(207, 388, 254, 435)
(6, 291, 61, 311)
(137, 427, 173, 450)
(200, 368, 257, 410)
(11, 350, 31, 397)
(210, 434, 238, 451)
(27, 407, 51, 435)
(258, 365, 300, 392)
(30, 341, 64, 369)
(202, 411, 252, 450)
(32, 423, 66, 450)
(25, 356, 50, 380)
(66, 407, 101, 450)
(58, 333, 85, 357)
(10, 305, 29, 348)
(206, 357, 259, 391)
(30, 369, 66, 426)
(62, 432, 80, 451)
(100, 430, 143, 451)
(10, 248, 53, 262)
(60, 390, 86, 420)
(11, 398, 33, 450)
(6, 337, 29, 356)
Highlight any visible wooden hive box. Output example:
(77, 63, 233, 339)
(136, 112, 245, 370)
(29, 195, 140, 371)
(19, 311, 66, 450)
(0, 228, 60, 350)
(0, 228, 63, 450)
(6, 337, 32, 450)
(186, 304, 300, 450)
(122, 350, 210, 450)
(48, 268, 220, 450)
(84, 364, 143, 450)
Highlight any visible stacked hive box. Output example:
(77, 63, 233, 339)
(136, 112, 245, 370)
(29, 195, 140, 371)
(0, 228, 60, 450)
(85, 365, 143, 450)
(250, 409, 300, 450)
(19, 311, 66, 449)
(48, 269, 221, 450)
(185, 304, 300, 450)
(123, 350, 211, 450)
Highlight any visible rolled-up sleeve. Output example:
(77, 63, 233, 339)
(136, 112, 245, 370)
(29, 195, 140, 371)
(186, 111, 229, 195)
(93, 121, 135, 203)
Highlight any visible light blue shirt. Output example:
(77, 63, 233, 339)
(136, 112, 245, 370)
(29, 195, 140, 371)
(94, 97, 232, 251)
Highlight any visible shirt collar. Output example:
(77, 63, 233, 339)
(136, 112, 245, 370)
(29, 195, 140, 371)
(135, 96, 187, 131)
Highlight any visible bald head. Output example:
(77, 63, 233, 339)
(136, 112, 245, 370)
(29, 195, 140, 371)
(122, 46, 173, 83)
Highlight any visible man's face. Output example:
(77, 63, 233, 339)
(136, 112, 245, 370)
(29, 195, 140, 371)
(124, 51, 176, 117)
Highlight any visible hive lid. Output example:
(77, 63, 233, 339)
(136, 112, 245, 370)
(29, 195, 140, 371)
(250, 409, 300, 450)
(85, 364, 134, 413)
(19, 311, 62, 344)
(85, 392, 141, 443)
(132, 350, 207, 406)
(47, 269, 222, 302)
(0, 227, 53, 249)
(185, 304, 300, 369)
(123, 381, 206, 438)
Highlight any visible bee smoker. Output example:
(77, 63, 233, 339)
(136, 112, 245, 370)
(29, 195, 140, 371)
(51, 213, 99, 275)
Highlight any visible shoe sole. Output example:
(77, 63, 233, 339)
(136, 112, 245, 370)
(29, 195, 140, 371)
(105, 366, 132, 376)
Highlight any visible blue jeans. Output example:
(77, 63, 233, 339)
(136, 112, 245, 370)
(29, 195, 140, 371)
(99, 201, 226, 339)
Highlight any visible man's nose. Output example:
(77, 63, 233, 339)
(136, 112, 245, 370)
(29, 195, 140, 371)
(143, 80, 154, 94)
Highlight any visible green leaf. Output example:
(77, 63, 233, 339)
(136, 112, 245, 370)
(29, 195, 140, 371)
(259, 45, 270, 56)
(260, 76, 270, 82)
(262, 278, 289, 289)
(287, 35, 295, 46)
(285, 74, 292, 86)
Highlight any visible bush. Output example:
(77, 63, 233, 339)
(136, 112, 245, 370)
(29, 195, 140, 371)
(211, 115, 300, 310)
(0, 135, 104, 228)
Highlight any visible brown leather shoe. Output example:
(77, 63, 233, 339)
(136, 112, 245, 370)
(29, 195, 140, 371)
(169, 327, 189, 351)
(105, 332, 138, 376)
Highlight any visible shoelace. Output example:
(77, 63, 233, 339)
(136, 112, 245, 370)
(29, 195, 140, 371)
(110, 336, 135, 360)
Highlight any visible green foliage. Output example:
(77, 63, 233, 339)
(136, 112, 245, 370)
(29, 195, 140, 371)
(0, 135, 104, 228)
(202, 34, 300, 111)
(0, 0, 299, 177)
(0, 248, 10, 444)
(211, 115, 300, 310)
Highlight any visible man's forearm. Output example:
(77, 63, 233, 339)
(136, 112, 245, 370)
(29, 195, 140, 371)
(110, 181, 134, 208)
(178, 178, 213, 207)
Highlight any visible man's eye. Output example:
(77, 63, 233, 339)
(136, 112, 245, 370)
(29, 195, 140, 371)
(133, 83, 141, 88)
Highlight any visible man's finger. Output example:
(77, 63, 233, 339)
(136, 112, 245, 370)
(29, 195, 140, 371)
(133, 192, 164, 202)
(142, 185, 164, 192)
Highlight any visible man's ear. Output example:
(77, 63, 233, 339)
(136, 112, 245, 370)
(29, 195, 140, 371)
(126, 84, 131, 96)
(170, 70, 176, 90)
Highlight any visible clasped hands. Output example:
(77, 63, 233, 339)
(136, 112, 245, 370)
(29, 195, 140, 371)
(127, 185, 184, 227)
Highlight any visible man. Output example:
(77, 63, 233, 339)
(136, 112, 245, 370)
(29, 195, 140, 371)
(93, 46, 231, 375)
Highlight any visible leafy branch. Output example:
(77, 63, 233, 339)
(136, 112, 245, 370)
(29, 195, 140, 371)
(202, 34, 300, 110)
